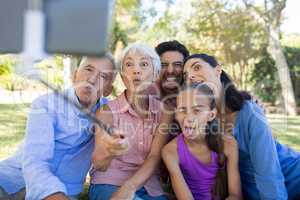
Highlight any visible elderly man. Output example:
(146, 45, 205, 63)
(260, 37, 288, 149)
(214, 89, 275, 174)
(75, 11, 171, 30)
(0, 55, 128, 200)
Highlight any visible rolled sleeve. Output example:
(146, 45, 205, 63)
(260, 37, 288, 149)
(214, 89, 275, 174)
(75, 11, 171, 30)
(248, 105, 287, 199)
(22, 96, 67, 199)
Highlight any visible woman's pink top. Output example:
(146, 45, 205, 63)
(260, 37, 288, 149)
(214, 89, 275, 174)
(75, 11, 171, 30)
(90, 91, 164, 196)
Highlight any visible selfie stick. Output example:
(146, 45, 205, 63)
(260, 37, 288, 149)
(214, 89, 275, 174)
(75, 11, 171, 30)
(19, 0, 114, 135)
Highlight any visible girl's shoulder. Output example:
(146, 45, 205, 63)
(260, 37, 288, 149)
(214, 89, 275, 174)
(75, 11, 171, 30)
(163, 136, 178, 152)
(162, 136, 180, 159)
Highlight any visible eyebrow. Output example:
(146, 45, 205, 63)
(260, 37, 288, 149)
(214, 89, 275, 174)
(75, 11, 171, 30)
(190, 61, 203, 68)
(140, 57, 150, 61)
(191, 105, 206, 109)
(125, 57, 134, 61)
(84, 64, 95, 69)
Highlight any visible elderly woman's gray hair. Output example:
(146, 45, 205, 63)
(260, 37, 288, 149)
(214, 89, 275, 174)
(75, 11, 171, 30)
(118, 43, 161, 76)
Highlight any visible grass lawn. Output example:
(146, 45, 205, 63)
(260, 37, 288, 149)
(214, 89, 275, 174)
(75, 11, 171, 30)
(0, 103, 29, 159)
(0, 103, 300, 199)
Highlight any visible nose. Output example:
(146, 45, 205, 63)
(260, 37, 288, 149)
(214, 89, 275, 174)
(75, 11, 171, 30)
(184, 114, 194, 125)
(87, 73, 98, 85)
(167, 64, 174, 73)
(133, 66, 141, 75)
(187, 73, 196, 83)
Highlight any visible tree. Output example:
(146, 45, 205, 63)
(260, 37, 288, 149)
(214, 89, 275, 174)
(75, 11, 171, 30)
(242, 0, 297, 115)
(251, 46, 300, 107)
(145, 0, 266, 90)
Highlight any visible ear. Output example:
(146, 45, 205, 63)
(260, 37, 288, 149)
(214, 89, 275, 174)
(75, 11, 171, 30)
(71, 69, 78, 84)
(215, 65, 222, 79)
(208, 108, 217, 122)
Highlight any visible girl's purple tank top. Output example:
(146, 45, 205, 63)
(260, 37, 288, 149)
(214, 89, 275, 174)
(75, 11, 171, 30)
(177, 134, 219, 200)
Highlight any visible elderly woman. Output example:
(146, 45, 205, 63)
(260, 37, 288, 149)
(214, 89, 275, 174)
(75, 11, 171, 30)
(89, 43, 172, 200)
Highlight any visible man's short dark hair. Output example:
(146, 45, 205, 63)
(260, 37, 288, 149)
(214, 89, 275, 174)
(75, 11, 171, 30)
(155, 40, 189, 59)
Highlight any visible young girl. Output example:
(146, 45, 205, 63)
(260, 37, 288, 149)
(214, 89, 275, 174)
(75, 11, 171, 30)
(89, 43, 173, 200)
(183, 53, 300, 199)
(162, 83, 242, 200)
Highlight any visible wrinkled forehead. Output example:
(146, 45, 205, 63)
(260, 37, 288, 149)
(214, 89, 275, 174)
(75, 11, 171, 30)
(177, 88, 211, 107)
(124, 49, 152, 61)
(79, 57, 113, 72)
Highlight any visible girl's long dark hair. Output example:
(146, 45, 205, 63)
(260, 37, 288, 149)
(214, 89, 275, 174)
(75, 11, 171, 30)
(181, 83, 228, 199)
(184, 53, 251, 112)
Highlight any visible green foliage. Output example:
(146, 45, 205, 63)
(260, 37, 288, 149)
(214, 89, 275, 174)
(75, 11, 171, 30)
(140, 0, 267, 90)
(0, 55, 15, 76)
(251, 46, 300, 105)
(36, 56, 65, 90)
(110, 0, 142, 51)
(0, 55, 19, 91)
(109, 21, 129, 52)
(282, 33, 300, 48)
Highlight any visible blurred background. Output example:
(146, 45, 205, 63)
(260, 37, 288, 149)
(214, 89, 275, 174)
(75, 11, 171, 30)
(0, 1, 299, 198)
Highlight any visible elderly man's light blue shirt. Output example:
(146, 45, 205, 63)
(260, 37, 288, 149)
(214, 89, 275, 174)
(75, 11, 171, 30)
(0, 88, 107, 200)
(234, 100, 300, 200)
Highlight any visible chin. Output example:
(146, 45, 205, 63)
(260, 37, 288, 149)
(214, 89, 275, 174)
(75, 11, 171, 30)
(185, 135, 198, 140)
(79, 95, 97, 106)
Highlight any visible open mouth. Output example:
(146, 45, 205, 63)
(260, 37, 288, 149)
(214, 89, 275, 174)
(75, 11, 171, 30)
(132, 78, 142, 84)
(189, 79, 205, 84)
(81, 84, 96, 97)
(165, 76, 177, 82)
(183, 126, 196, 138)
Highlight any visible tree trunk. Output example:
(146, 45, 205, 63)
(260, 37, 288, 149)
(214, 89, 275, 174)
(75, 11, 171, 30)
(62, 56, 78, 89)
(267, 26, 297, 115)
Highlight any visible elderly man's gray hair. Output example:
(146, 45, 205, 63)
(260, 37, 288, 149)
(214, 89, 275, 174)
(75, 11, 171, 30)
(79, 53, 117, 71)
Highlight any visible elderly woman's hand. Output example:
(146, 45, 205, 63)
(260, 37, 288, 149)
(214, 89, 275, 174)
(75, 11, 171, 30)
(92, 129, 129, 171)
(105, 129, 129, 156)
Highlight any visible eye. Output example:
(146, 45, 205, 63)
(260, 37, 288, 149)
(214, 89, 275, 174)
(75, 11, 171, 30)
(173, 62, 183, 68)
(193, 64, 201, 71)
(125, 62, 133, 67)
(85, 67, 93, 72)
(193, 108, 202, 114)
(176, 107, 186, 113)
(99, 73, 108, 80)
(161, 63, 168, 68)
(140, 62, 149, 67)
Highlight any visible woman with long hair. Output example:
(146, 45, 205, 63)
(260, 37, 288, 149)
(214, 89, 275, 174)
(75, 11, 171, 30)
(182, 53, 300, 199)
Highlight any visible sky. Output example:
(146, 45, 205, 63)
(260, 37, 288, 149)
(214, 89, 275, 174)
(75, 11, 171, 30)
(282, 0, 300, 34)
